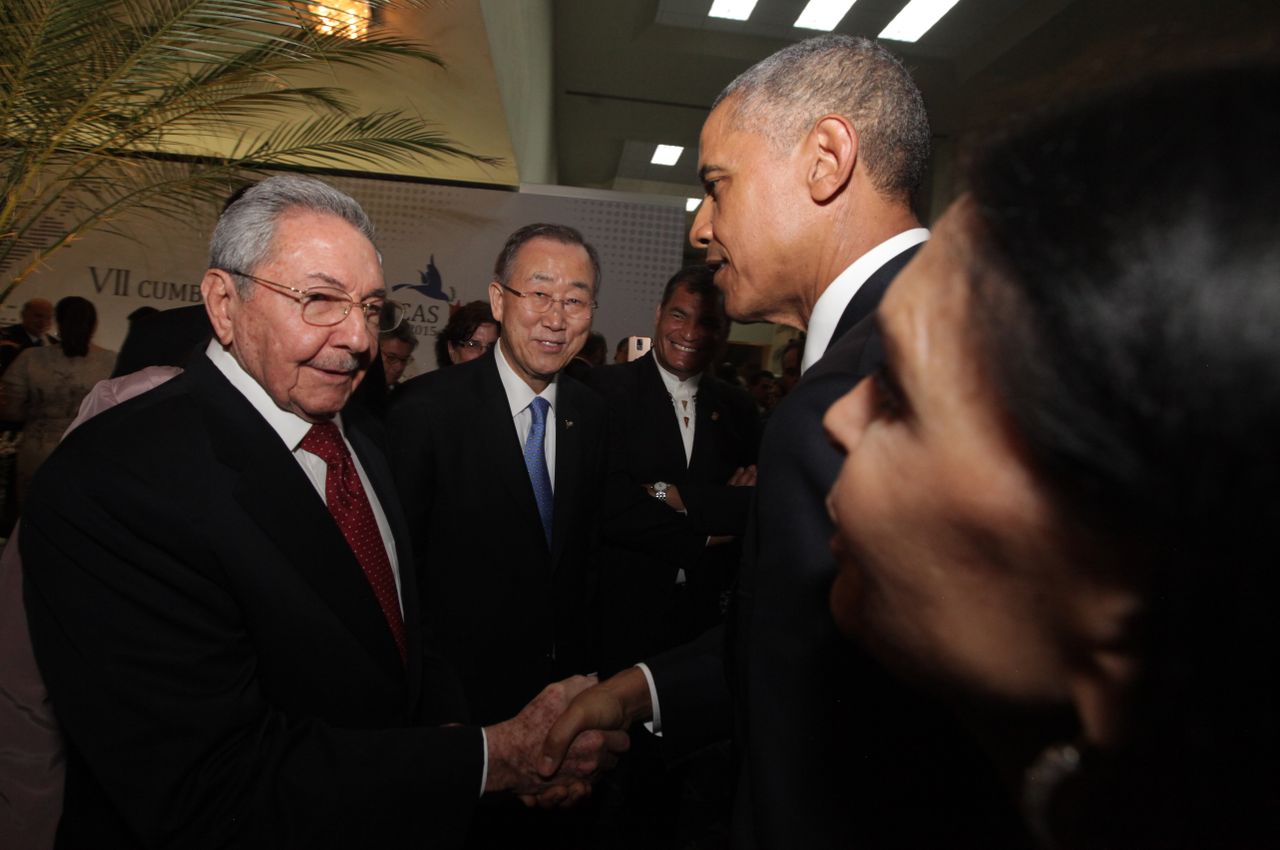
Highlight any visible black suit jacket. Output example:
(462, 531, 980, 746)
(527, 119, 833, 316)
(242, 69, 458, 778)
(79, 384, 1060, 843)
(22, 353, 481, 850)
(648, 244, 1025, 848)
(110, 303, 213, 377)
(387, 351, 608, 725)
(584, 353, 759, 666)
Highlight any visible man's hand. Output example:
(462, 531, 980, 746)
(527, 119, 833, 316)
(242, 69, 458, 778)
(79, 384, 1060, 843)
(537, 666, 653, 794)
(726, 465, 757, 487)
(484, 675, 629, 805)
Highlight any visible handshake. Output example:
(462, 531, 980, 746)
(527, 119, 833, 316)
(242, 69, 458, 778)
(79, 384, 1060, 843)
(482, 667, 652, 807)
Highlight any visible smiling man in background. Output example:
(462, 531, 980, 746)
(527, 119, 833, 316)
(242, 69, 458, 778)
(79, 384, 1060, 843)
(388, 223, 614, 847)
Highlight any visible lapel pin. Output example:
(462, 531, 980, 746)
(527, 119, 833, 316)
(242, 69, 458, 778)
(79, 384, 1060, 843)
(711, 411, 720, 421)
(565, 419, 574, 429)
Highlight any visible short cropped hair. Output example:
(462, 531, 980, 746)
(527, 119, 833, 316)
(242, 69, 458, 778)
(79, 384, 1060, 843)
(209, 175, 377, 299)
(715, 34, 930, 199)
(492, 223, 602, 294)
(659, 265, 721, 309)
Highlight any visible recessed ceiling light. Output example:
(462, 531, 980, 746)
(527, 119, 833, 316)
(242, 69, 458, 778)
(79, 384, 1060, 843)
(794, 0, 858, 31)
(686, 197, 702, 213)
(708, 0, 759, 21)
(651, 144, 684, 166)
(879, 0, 961, 42)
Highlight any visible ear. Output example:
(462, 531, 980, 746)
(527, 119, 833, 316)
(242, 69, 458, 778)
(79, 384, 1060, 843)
(807, 115, 858, 204)
(488, 280, 506, 323)
(201, 269, 238, 346)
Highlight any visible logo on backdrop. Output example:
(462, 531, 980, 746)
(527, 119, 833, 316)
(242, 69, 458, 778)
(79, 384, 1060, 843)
(392, 254, 457, 339)
(392, 255, 454, 303)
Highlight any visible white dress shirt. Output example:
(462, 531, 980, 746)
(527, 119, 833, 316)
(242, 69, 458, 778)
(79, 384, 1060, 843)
(801, 228, 929, 373)
(654, 359, 701, 467)
(205, 341, 402, 609)
(494, 341, 559, 489)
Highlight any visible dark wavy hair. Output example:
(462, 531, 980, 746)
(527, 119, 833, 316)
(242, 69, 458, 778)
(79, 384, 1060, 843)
(965, 66, 1280, 848)
(55, 296, 97, 358)
(434, 300, 498, 369)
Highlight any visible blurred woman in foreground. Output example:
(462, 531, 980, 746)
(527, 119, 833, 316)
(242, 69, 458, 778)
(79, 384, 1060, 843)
(825, 67, 1278, 849)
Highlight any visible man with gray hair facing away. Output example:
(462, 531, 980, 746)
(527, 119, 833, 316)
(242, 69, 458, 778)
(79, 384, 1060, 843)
(545, 35, 1023, 848)
(21, 175, 623, 849)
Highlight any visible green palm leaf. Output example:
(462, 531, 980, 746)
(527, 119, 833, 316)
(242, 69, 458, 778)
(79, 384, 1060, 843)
(0, 0, 498, 303)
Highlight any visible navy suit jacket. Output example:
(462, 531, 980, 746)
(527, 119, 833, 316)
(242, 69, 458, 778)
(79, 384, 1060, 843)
(22, 352, 481, 849)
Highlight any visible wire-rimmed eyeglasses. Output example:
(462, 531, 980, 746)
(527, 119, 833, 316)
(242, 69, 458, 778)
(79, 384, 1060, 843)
(498, 283, 596, 319)
(224, 269, 406, 333)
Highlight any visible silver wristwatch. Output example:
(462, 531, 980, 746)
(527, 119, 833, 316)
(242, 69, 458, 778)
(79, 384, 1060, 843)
(654, 481, 669, 502)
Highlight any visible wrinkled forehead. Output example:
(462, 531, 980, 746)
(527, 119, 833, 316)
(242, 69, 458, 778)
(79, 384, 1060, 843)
(513, 238, 596, 292)
(264, 212, 385, 296)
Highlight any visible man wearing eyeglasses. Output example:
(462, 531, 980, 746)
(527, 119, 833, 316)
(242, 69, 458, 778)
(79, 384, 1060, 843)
(19, 178, 623, 849)
(388, 223, 618, 846)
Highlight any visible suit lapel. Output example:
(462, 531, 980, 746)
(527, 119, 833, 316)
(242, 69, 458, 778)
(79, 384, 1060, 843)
(477, 355, 550, 554)
(345, 409, 422, 703)
(550, 376, 584, 567)
(188, 355, 406, 685)
(639, 354, 690, 479)
(829, 243, 923, 345)
(688, 373, 721, 477)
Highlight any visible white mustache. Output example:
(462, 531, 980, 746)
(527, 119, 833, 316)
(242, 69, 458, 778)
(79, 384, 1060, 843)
(306, 353, 361, 373)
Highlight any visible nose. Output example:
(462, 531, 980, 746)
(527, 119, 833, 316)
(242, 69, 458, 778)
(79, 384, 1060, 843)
(332, 305, 374, 352)
(540, 302, 569, 330)
(689, 199, 712, 249)
(823, 379, 874, 458)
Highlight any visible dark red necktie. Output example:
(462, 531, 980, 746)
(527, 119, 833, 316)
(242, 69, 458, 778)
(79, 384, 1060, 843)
(300, 422, 407, 665)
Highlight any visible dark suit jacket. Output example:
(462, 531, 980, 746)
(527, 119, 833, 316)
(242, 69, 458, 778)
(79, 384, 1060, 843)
(648, 244, 1026, 849)
(386, 351, 609, 726)
(584, 353, 759, 666)
(21, 352, 481, 850)
(110, 303, 212, 377)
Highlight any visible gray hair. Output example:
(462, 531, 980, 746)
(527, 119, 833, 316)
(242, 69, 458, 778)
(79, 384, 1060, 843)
(714, 35, 930, 199)
(209, 175, 377, 298)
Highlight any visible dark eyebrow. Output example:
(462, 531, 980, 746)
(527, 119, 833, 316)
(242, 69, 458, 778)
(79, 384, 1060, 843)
(697, 164, 722, 184)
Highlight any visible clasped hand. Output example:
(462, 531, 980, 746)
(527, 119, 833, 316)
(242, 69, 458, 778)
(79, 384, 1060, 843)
(484, 674, 630, 807)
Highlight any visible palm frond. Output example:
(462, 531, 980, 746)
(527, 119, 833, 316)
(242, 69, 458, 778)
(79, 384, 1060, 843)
(0, 0, 494, 300)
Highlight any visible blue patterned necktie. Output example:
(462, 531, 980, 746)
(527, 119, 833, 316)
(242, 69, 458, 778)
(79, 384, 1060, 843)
(523, 396, 554, 545)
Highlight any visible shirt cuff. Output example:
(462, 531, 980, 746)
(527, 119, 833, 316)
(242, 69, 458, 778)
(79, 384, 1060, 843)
(636, 662, 662, 736)
(479, 727, 488, 797)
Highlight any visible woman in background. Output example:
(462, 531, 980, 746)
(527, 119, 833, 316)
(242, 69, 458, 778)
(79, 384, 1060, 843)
(825, 67, 1278, 849)
(1, 297, 115, 505)
(433, 300, 499, 368)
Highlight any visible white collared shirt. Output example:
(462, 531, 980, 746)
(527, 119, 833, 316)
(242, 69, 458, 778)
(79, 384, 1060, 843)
(801, 228, 929, 373)
(205, 340, 402, 609)
(494, 341, 558, 489)
(654, 359, 701, 467)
